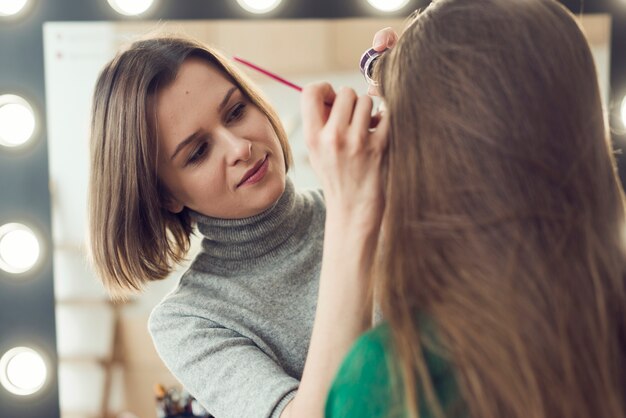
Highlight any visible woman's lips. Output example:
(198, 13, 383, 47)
(237, 155, 269, 187)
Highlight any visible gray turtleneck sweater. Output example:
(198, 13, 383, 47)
(148, 179, 325, 418)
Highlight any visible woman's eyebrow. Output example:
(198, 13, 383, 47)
(170, 86, 239, 161)
(218, 86, 238, 112)
(170, 131, 203, 161)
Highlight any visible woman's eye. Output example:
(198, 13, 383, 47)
(226, 103, 247, 123)
(187, 142, 209, 165)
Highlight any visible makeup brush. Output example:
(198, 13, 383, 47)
(233, 55, 381, 127)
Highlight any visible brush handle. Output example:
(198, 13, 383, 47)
(233, 56, 303, 92)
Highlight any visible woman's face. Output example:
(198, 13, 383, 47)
(155, 57, 286, 219)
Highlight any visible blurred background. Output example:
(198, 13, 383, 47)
(0, 1, 624, 417)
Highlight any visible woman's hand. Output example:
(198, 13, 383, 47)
(301, 83, 389, 231)
(368, 27, 399, 96)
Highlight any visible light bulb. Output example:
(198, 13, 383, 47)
(107, 0, 154, 16)
(0, 0, 28, 17)
(0, 95, 36, 148)
(367, 0, 410, 12)
(236, 0, 282, 14)
(0, 347, 48, 396)
(0, 223, 41, 274)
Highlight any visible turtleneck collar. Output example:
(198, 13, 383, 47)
(189, 178, 306, 263)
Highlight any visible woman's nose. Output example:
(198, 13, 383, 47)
(218, 129, 252, 165)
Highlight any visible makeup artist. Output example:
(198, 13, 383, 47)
(87, 28, 395, 418)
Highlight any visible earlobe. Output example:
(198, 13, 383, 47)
(162, 193, 184, 214)
(166, 201, 185, 214)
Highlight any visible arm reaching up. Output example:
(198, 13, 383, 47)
(280, 83, 389, 418)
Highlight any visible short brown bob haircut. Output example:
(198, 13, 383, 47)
(88, 36, 293, 300)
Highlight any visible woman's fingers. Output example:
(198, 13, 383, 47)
(301, 83, 336, 137)
(303, 85, 386, 156)
(327, 87, 358, 129)
(351, 95, 374, 136)
(372, 27, 398, 51)
(301, 81, 388, 230)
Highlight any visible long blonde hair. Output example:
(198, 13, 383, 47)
(377, 0, 626, 417)
(89, 36, 292, 300)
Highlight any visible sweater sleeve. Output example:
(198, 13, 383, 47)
(148, 302, 299, 418)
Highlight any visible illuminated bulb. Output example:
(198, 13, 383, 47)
(236, 0, 282, 14)
(0, 95, 36, 148)
(107, 0, 154, 16)
(367, 0, 410, 12)
(0, 0, 28, 16)
(0, 347, 47, 396)
(0, 223, 41, 274)
(621, 95, 626, 129)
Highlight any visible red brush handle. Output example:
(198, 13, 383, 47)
(233, 56, 303, 92)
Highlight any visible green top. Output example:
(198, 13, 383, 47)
(325, 322, 461, 418)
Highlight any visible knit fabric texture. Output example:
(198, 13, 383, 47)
(148, 178, 326, 418)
